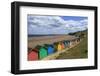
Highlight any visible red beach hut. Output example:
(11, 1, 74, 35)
(28, 48, 39, 61)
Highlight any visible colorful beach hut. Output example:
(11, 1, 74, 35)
(36, 46, 48, 60)
(61, 42, 65, 49)
(57, 42, 62, 51)
(28, 48, 38, 61)
(44, 44, 54, 55)
(77, 38, 80, 42)
(63, 41, 68, 48)
(64, 40, 70, 47)
(53, 42, 59, 52)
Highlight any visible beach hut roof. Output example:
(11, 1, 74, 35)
(44, 44, 53, 47)
(28, 47, 32, 50)
(35, 45, 47, 50)
(32, 48, 38, 52)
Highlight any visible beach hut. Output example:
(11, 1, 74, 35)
(70, 40, 73, 46)
(28, 48, 38, 61)
(65, 40, 70, 47)
(77, 38, 80, 42)
(61, 42, 65, 49)
(74, 39, 77, 44)
(58, 42, 62, 51)
(44, 44, 54, 55)
(63, 40, 69, 47)
(53, 42, 59, 52)
(63, 41, 67, 48)
(36, 46, 48, 59)
(71, 39, 76, 45)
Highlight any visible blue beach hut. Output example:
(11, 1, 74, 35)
(44, 44, 54, 55)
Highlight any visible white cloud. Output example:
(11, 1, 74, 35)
(28, 15, 88, 35)
(65, 19, 88, 32)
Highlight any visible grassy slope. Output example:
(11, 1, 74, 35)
(56, 32, 88, 59)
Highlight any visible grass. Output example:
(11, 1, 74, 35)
(56, 36, 88, 59)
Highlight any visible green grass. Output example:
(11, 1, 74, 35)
(56, 36, 88, 59)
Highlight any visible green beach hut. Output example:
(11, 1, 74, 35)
(35, 45, 48, 60)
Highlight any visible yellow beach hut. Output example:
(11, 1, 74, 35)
(57, 43, 62, 51)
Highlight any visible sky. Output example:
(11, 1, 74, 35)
(27, 15, 88, 35)
(60, 16, 87, 21)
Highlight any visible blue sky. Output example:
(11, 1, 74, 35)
(60, 16, 87, 21)
(28, 15, 88, 35)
